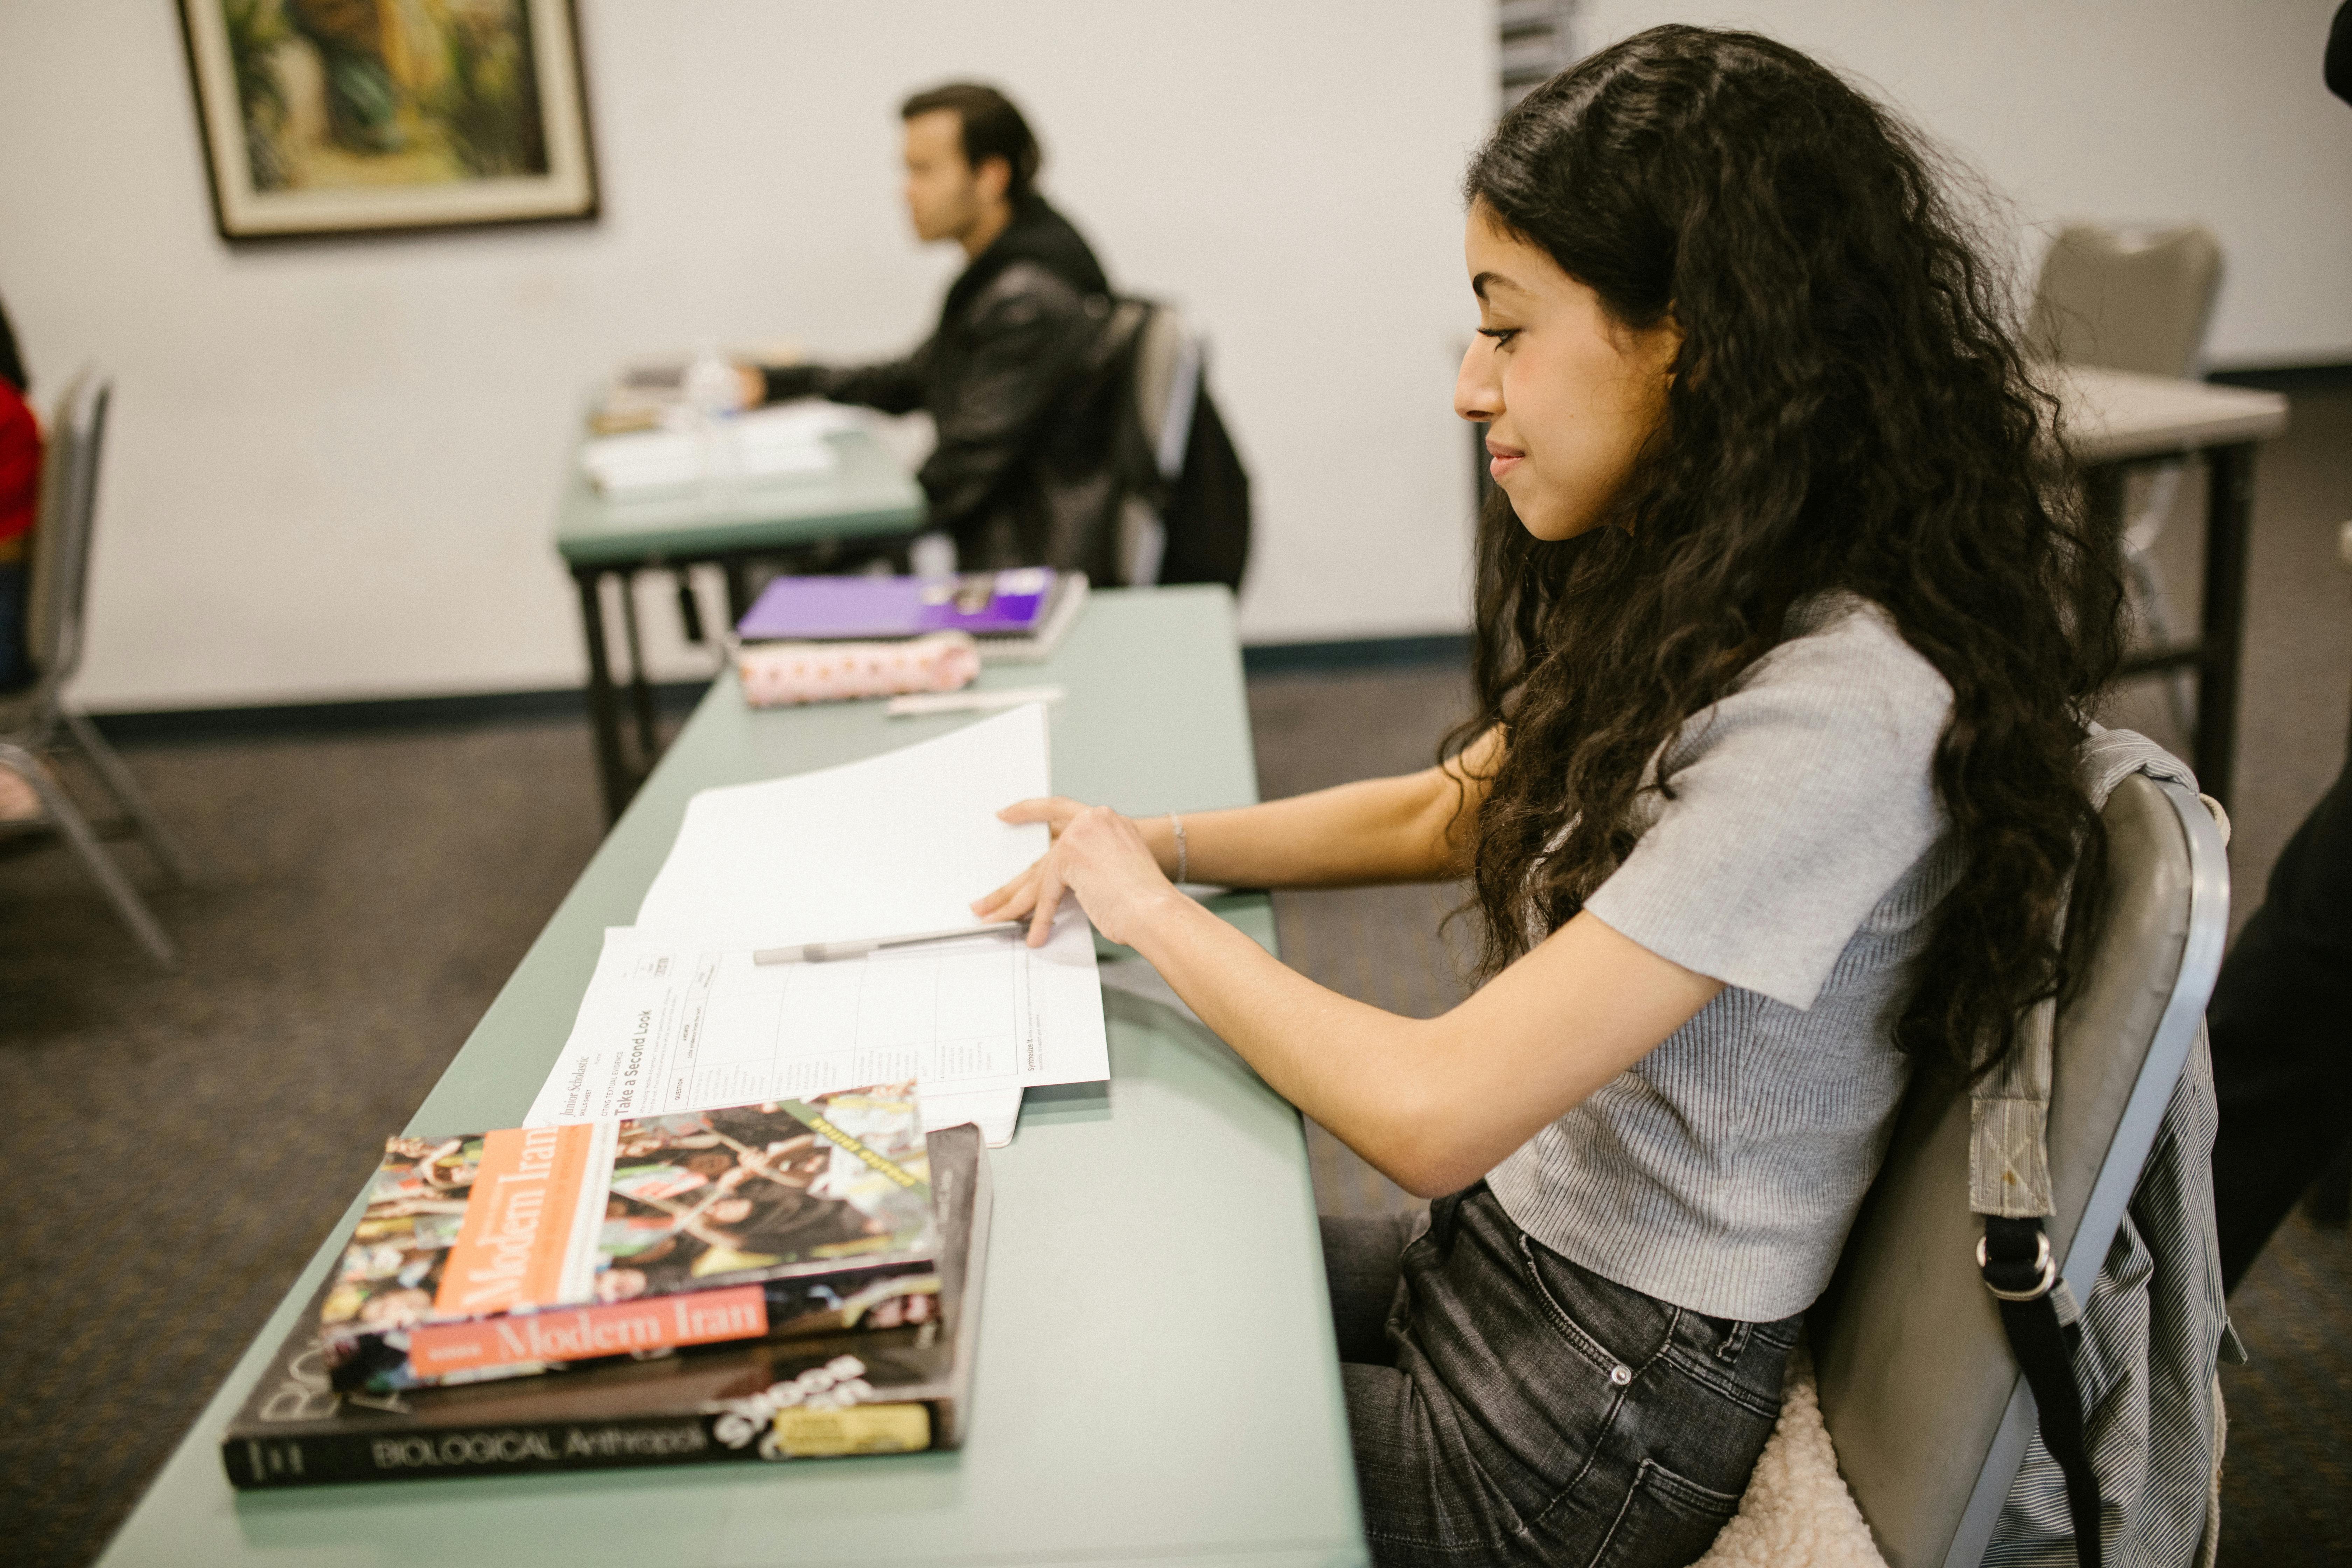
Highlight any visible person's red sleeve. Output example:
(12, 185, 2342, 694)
(0, 385, 40, 544)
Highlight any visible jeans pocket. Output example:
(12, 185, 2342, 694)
(1584, 1456, 1743, 1568)
(1516, 1233, 1670, 1381)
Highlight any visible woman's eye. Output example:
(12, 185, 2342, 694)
(1478, 327, 1520, 349)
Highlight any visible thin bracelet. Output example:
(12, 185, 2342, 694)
(1169, 812, 1188, 884)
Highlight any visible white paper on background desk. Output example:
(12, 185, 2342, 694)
(580, 404, 862, 494)
(727, 399, 864, 443)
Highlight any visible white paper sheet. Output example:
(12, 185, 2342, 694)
(524, 925, 1028, 1125)
(906, 1086, 1024, 1148)
(579, 404, 863, 495)
(529, 705, 1104, 1148)
(525, 923, 1093, 1148)
(635, 704, 1055, 948)
(721, 399, 864, 443)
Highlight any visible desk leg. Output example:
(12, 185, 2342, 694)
(2084, 464, 2124, 547)
(2197, 443, 2254, 810)
(575, 567, 631, 822)
(616, 567, 660, 769)
(723, 557, 753, 623)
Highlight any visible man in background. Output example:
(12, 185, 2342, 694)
(743, 83, 1118, 571)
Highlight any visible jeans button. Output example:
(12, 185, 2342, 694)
(1609, 1364, 1633, 1387)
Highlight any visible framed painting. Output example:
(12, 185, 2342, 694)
(177, 0, 598, 240)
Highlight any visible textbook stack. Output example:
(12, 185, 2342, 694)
(222, 1088, 993, 1488)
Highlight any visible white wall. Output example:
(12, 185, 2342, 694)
(1580, 0, 2352, 369)
(6, 4, 2346, 710)
(0, 1, 1492, 710)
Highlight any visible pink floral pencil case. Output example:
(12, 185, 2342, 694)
(735, 630, 980, 708)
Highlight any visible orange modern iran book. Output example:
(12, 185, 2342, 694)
(321, 1083, 940, 1394)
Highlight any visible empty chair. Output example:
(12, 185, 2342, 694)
(2029, 224, 2224, 735)
(1811, 766, 2228, 1566)
(2029, 225, 2222, 382)
(0, 371, 192, 967)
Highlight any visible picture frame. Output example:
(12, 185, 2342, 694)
(176, 0, 598, 241)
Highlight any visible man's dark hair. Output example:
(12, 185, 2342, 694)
(901, 82, 1041, 203)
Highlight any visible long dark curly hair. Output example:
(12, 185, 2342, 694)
(1450, 25, 2123, 1080)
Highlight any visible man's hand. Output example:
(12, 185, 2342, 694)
(972, 797, 1180, 947)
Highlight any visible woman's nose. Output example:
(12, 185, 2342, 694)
(1454, 338, 1499, 424)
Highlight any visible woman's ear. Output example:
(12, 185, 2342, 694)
(1656, 305, 1686, 383)
(1651, 304, 1689, 389)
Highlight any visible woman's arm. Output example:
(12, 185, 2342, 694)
(972, 798, 1721, 1199)
(1117, 727, 1503, 891)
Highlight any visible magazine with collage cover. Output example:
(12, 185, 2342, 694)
(322, 1084, 939, 1394)
(223, 1122, 988, 1488)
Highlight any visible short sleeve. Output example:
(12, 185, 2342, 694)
(1581, 605, 1952, 1011)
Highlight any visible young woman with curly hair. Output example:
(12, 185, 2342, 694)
(976, 24, 2122, 1568)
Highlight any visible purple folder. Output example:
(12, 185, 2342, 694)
(735, 569, 1057, 642)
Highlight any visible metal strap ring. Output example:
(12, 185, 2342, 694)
(1976, 1231, 2059, 1302)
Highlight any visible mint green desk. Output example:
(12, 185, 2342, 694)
(555, 426, 927, 819)
(99, 587, 1370, 1568)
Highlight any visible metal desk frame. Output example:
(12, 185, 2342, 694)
(2093, 442, 2255, 806)
(2060, 364, 2290, 811)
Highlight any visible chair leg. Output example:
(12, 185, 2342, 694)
(60, 708, 196, 883)
(0, 741, 180, 969)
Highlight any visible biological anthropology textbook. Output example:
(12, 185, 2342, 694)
(320, 1085, 939, 1394)
(223, 1124, 989, 1489)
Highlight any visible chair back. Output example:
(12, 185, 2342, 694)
(1811, 771, 2228, 1567)
(1133, 303, 1202, 486)
(21, 369, 107, 698)
(1117, 303, 1203, 587)
(2028, 224, 2222, 380)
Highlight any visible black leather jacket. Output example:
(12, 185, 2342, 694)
(762, 197, 1121, 570)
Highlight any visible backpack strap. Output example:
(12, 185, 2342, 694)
(1972, 997, 2102, 1568)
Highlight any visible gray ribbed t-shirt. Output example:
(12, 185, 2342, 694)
(1487, 594, 1959, 1322)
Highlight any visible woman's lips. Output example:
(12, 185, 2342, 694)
(1486, 446, 1524, 482)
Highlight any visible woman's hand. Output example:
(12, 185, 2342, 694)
(972, 797, 1180, 948)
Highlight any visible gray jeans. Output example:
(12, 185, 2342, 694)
(1323, 1185, 1799, 1568)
